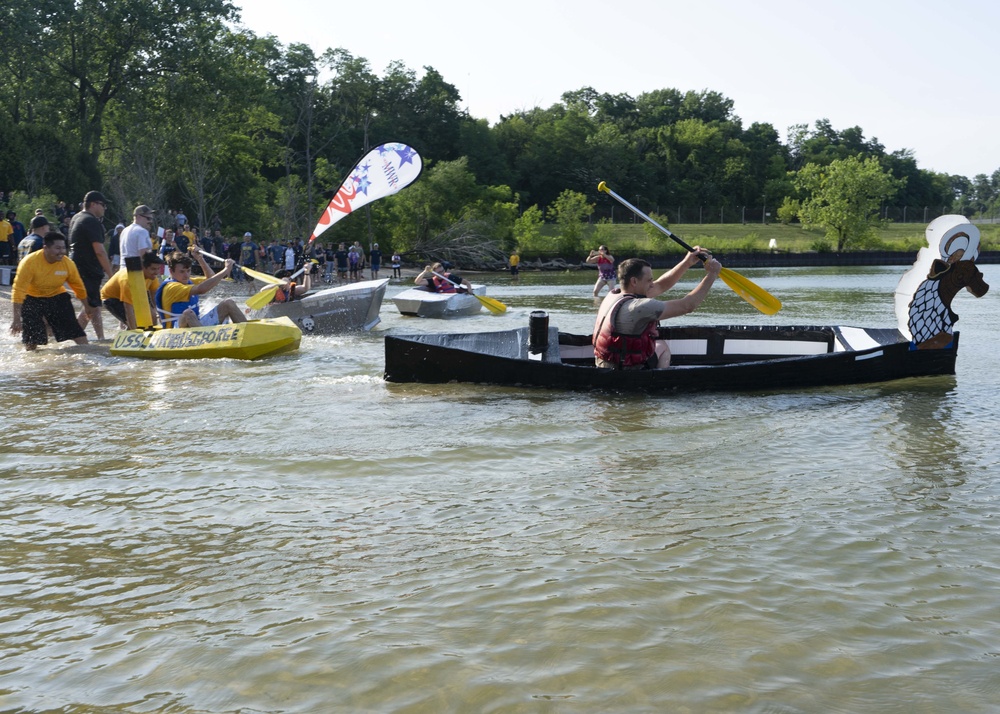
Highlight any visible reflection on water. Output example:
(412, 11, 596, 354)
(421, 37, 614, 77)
(2, 266, 1000, 712)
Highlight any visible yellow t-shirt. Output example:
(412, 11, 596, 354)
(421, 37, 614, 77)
(11, 250, 87, 303)
(510, 254, 520, 267)
(0, 219, 12, 245)
(100, 268, 160, 305)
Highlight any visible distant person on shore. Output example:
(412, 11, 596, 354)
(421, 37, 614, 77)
(391, 251, 402, 279)
(509, 251, 520, 283)
(586, 245, 616, 297)
(9, 232, 89, 350)
(369, 243, 382, 279)
(593, 251, 721, 369)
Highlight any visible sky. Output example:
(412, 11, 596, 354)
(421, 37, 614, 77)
(233, 0, 999, 179)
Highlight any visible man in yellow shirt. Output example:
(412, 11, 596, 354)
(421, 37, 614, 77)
(101, 252, 165, 330)
(9, 232, 89, 349)
(0, 213, 12, 265)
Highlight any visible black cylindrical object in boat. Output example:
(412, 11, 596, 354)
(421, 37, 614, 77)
(529, 310, 549, 354)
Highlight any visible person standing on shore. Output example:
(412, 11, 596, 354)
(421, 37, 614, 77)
(509, 251, 520, 283)
(119, 205, 156, 263)
(17, 215, 50, 262)
(369, 243, 382, 279)
(68, 191, 114, 340)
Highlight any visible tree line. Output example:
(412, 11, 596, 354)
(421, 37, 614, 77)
(2, 0, 997, 259)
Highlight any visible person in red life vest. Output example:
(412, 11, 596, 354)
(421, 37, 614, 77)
(593, 250, 722, 369)
(265, 266, 313, 304)
(414, 262, 472, 293)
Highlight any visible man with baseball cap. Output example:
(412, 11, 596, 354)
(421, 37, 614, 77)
(120, 204, 156, 262)
(18, 215, 50, 262)
(101, 252, 166, 330)
(68, 190, 114, 339)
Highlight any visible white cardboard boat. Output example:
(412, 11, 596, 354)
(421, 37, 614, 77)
(391, 285, 486, 318)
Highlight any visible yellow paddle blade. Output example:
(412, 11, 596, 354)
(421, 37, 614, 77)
(241, 265, 284, 285)
(476, 294, 507, 314)
(246, 285, 279, 310)
(718, 267, 782, 315)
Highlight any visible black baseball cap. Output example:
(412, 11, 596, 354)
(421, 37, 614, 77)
(29, 215, 49, 230)
(84, 190, 108, 206)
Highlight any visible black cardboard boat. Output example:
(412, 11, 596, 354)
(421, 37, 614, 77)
(385, 215, 987, 394)
(384, 323, 959, 393)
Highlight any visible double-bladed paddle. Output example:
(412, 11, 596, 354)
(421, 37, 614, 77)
(597, 182, 782, 315)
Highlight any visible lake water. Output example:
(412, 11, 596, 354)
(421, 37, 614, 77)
(1, 265, 999, 713)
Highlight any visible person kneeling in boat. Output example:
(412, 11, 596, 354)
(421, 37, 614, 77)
(593, 252, 722, 369)
(414, 262, 472, 293)
(101, 252, 165, 330)
(156, 247, 247, 328)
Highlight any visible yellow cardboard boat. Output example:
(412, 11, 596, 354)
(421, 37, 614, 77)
(110, 317, 302, 360)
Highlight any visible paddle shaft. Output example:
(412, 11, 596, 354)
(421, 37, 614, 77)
(431, 270, 471, 292)
(598, 184, 701, 256)
(597, 181, 782, 315)
(430, 270, 507, 314)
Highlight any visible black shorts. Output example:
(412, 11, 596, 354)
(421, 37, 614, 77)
(81, 275, 103, 308)
(103, 297, 127, 324)
(21, 293, 86, 346)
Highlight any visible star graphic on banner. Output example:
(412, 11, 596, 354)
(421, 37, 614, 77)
(395, 145, 417, 166)
(357, 174, 372, 194)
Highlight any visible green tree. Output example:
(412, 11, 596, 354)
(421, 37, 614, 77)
(383, 157, 516, 260)
(642, 213, 679, 252)
(793, 156, 903, 250)
(17, 0, 237, 176)
(547, 189, 593, 256)
(513, 205, 545, 253)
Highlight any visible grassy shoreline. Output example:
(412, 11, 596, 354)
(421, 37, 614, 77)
(524, 221, 1000, 258)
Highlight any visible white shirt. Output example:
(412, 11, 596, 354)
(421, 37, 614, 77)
(119, 222, 152, 260)
(284, 247, 295, 270)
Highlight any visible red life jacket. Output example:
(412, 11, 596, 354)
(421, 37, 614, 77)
(431, 275, 457, 293)
(272, 282, 295, 303)
(592, 292, 659, 368)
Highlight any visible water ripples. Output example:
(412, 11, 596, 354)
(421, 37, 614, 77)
(3, 268, 1000, 711)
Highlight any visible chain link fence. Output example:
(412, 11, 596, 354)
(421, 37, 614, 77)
(591, 205, 959, 225)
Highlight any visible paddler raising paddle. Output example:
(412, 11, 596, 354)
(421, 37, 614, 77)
(593, 250, 722, 370)
(155, 246, 247, 328)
